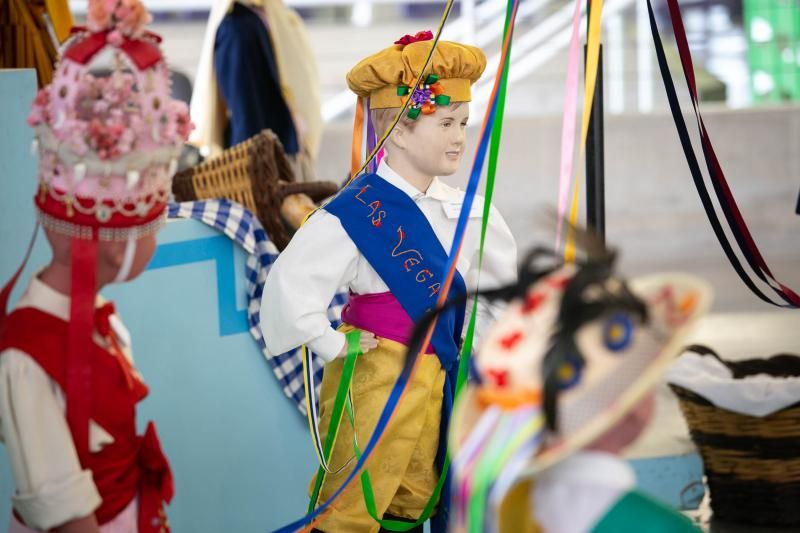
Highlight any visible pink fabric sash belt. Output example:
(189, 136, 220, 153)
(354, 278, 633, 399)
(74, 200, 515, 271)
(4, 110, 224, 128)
(341, 291, 435, 354)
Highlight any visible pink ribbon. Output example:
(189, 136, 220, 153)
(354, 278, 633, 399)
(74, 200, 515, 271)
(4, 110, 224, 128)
(554, 0, 583, 250)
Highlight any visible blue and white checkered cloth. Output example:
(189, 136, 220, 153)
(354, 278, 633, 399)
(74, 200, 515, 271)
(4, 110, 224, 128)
(168, 199, 348, 414)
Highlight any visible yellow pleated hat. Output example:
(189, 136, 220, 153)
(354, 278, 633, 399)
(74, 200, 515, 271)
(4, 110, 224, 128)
(346, 31, 486, 113)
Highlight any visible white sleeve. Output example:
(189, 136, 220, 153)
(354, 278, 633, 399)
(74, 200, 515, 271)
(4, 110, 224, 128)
(260, 210, 359, 363)
(464, 204, 518, 346)
(0, 349, 101, 530)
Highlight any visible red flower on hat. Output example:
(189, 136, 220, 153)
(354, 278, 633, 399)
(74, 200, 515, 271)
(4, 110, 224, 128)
(394, 30, 434, 46)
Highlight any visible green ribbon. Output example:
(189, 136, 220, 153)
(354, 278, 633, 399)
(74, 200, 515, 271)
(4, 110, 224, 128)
(397, 85, 410, 96)
(459, 3, 516, 526)
(308, 330, 362, 512)
(435, 94, 451, 106)
(407, 106, 422, 120)
(425, 73, 440, 85)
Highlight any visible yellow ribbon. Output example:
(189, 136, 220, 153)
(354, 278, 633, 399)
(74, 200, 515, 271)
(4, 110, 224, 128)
(565, 0, 604, 263)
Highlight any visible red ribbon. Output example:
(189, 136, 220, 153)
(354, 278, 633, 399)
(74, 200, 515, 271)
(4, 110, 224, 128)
(94, 301, 116, 338)
(65, 27, 162, 70)
(394, 30, 434, 46)
(66, 238, 98, 461)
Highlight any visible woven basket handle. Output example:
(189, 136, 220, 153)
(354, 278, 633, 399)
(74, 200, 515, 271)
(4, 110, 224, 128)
(685, 344, 800, 379)
(684, 344, 723, 361)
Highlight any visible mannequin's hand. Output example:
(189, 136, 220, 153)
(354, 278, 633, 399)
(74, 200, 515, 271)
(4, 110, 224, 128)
(280, 193, 317, 229)
(337, 331, 379, 358)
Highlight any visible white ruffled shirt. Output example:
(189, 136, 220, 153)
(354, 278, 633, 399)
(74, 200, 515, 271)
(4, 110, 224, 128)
(533, 451, 637, 533)
(0, 277, 138, 531)
(261, 160, 518, 362)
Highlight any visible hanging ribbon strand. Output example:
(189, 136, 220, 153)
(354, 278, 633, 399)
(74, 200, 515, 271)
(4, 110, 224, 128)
(648, 0, 800, 308)
(556, 0, 604, 262)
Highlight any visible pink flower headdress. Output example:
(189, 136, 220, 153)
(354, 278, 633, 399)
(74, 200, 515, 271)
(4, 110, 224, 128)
(27, 0, 192, 239)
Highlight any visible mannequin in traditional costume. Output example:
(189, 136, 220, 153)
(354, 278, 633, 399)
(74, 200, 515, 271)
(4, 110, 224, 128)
(447, 245, 712, 533)
(191, 0, 322, 182)
(260, 32, 517, 532)
(0, 1, 189, 530)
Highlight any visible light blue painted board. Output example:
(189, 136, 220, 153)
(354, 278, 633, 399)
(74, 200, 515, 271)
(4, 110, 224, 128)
(105, 220, 317, 532)
(630, 453, 706, 511)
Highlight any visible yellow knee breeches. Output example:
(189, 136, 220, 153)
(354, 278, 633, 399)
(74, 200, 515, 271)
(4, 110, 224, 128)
(310, 325, 446, 533)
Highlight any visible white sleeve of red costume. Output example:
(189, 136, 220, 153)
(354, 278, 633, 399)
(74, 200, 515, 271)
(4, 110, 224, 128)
(465, 203, 518, 347)
(261, 209, 359, 363)
(0, 349, 101, 530)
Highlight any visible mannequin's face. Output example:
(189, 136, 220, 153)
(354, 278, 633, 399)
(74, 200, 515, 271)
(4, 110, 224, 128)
(391, 103, 469, 177)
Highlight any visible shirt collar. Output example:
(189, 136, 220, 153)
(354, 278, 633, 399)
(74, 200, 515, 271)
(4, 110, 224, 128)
(16, 275, 71, 322)
(376, 160, 452, 202)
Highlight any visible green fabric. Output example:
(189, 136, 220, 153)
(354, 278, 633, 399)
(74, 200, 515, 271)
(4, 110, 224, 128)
(592, 490, 700, 533)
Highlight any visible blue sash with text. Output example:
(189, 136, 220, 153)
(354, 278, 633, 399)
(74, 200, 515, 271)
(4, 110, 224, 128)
(325, 173, 466, 368)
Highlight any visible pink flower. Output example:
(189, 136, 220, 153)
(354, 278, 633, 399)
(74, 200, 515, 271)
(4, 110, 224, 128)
(107, 29, 124, 46)
(117, 128, 136, 154)
(114, 3, 131, 22)
(27, 89, 51, 126)
(115, 0, 152, 37)
(62, 119, 90, 155)
(166, 100, 193, 141)
(93, 99, 110, 114)
(87, 0, 111, 32)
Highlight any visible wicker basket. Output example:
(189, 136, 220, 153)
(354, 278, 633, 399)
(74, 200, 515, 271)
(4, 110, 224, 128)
(669, 345, 800, 527)
(173, 129, 338, 250)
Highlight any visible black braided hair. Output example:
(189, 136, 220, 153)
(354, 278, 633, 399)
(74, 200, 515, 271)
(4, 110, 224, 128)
(405, 229, 648, 433)
(404, 247, 562, 378)
(540, 252, 648, 431)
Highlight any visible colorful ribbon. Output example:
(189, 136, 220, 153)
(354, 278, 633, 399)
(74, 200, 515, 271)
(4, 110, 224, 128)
(554, 0, 585, 251)
(556, 0, 604, 261)
(648, 0, 800, 308)
(303, 338, 357, 480)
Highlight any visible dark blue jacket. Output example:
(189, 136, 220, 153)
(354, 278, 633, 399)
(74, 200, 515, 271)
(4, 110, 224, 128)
(214, 2, 299, 154)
